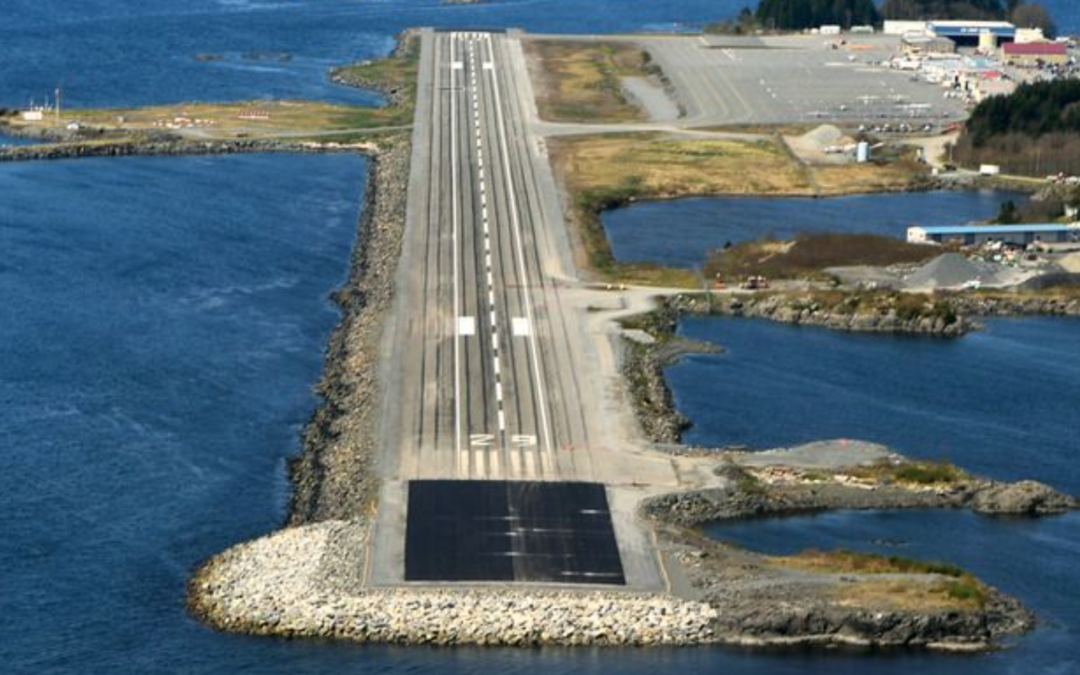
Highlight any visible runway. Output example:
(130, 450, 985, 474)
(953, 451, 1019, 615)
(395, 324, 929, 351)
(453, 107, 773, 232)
(370, 30, 691, 590)
(385, 30, 595, 484)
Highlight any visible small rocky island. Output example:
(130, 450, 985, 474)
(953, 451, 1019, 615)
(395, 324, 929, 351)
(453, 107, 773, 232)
(643, 440, 1076, 650)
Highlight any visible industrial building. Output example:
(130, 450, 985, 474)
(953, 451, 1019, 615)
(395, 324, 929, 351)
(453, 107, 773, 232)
(908, 223, 1080, 246)
(928, 21, 1016, 48)
(901, 33, 956, 55)
(1002, 41, 1069, 66)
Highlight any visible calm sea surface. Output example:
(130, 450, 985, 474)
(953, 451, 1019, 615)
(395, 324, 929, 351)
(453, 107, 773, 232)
(3, 0, 1080, 673)
(667, 317, 1080, 673)
(602, 190, 1026, 268)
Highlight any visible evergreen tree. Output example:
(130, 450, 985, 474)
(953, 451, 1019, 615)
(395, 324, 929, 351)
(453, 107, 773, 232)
(756, 0, 879, 30)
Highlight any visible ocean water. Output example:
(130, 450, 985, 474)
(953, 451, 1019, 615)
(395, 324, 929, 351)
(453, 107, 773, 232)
(665, 316, 1080, 673)
(0, 132, 39, 146)
(0, 153, 368, 672)
(709, 509, 1080, 673)
(668, 316, 1080, 490)
(3, 0, 1080, 672)
(4, 0, 1073, 109)
(602, 190, 1025, 268)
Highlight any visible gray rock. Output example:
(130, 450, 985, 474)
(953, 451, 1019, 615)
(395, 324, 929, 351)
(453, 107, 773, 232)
(970, 480, 1079, 515)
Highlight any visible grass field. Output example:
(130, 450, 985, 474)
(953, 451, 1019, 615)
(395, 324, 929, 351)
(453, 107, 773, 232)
(42, 101, 407, 139)
(524, 40, 655, 123)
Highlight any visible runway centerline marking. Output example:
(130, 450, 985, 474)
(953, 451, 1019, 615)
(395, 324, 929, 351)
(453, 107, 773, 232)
(483, 35, 555, 463)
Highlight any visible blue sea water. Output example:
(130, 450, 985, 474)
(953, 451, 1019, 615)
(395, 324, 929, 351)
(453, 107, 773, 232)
(0, 133, 39, 146)
(4, 0, 1073, 108)
(668, 316, 1080, 490)
(666, 316, 1080, 672)
(602, 190, 1025, 268)
(709, 509, 1080, 672)
(2, 0, 1080, 673)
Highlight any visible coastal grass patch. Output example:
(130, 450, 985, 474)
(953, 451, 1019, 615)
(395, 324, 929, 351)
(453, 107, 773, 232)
(551, 133, 809, 279)
(524, 40, 654, 123)
(849, 459, 970, 487)
(704, 234, 939, 281)
(809, 158, 929, 194)
(775, 549, 991, 609)
(837, 578, 988, 612)
(778, 549, 968, 577)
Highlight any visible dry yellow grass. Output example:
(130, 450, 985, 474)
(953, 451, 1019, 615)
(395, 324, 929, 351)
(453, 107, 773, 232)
(555, 133, 812, 197)
(525, 40, 652, 123)
(836, 579, 982, 612)
(811, 160, 925, 194)
(551, 133, 813, 278)
(10, 100, 404, 141)
(772, 549, 987, 611)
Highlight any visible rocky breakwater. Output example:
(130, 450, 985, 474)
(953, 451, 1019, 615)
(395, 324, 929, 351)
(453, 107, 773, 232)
(670, 292, 974, 337)
(288, 135, 411, 523)
(639, 442, 1077, 651)
(620, 305, 721, 444)
(950, 293, 1080, 318)
(0, 137, 367, 163)
(190, 521, 719, 646)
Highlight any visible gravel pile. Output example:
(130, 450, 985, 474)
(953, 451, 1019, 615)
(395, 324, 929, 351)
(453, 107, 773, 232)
(903, 253, 1029, 290)
(1058, 252, 1080, 273)
(190, 521, 719, 647)
(800, 124, 845, 150)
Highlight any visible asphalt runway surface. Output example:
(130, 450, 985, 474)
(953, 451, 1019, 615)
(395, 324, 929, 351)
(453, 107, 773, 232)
(383, 30, 598, 483)
(405, 480, 625, 584)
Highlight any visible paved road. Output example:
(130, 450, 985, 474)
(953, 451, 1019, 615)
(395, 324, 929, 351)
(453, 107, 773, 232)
(384, 30, 595, 483)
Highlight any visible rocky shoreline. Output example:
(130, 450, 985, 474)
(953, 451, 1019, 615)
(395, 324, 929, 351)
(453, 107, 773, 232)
(619, 289, 1080, 447)
(670, 292, 975, 337)
(638, 443, 1076, 651)
(951, 293, 1080, 318)
(643, 458, 1079, 528)
(287, 134, 410, 523)
(668, 528, 1035, 652)
(0, 136, 367, 163)
(285, 34, 417, 524)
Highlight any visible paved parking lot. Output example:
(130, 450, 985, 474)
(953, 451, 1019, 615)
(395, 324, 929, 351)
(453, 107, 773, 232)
(643, 34, 968, 127)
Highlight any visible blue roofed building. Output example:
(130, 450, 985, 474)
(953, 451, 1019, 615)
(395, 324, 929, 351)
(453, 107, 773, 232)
(907, 223, 1080, 246)
(928, 21, 1016, 48)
